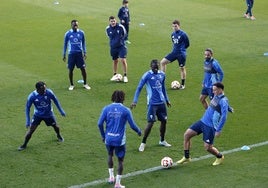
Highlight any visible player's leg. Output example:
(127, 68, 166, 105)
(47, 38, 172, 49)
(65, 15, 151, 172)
(178, 54, 186, 88)
(160, 58, 170, 72)
(18, 116, 41, 150)
(157, 104, 171, 147)
(115, 145, 125, 187)
(106, 145, 115, 184)
(45, 117, 64, 142)
(200, 87, 210, 109)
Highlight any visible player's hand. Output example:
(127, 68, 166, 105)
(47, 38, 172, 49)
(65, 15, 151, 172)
(138, 131, 142, 136)
(25, 124, 30, 129)
(102, 138, 105, 143)
(215, 132, 221, 137)
(130, 103, 136, 109)
(61, 112, 66, 117)
(167, 102, 171, 108)
(62, 56, 66, 62)
(83, 54, 87, 60)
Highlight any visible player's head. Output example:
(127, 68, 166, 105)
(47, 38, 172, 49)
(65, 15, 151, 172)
(109, 16, 117, 27)
(205, 48, 213, 61)
(150, 59, 159, 74)
(111, 90, 125, 103)
(71, 19, 79, 31)
(212, 82, 224, 95)
(122, 0, 128, 5)
(172, 20, 180, 31)
(35, 81, 46, 95)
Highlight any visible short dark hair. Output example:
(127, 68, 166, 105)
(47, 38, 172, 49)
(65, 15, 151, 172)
(35, 81, 46, 90)
(109, 16, 115, 20)
(123, 0, 128, 4)
(205, 48, 213, 54)
(150, 59, 159, 67)
(213, 82, 224, 90)
(173, 20, 180, 25)
(111, 90, 125, 103)
(71, 19, 78, 24)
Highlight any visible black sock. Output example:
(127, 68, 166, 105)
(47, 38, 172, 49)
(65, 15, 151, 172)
(113, 73, 117, 75)
(184, 150, 190, 158)
(181, 79, 185, 86)
(216, 153, 223, 158)
(124, 73, 127, 76)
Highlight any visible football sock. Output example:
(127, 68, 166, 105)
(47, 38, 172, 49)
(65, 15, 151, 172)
(116, 175, 122, 184)
(184, 150, 190, 158)
(108, 168, 114, 177)
(113, 73, 117, 75)
(124, 73, 127, 76)
(181, 79, 185, 86)
(216, 153, 223, 158)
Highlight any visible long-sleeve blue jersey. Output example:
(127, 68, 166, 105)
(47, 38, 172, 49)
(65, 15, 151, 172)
(201, 94, 229, 132)
(63, 29, 86, 56)
(133, 70, 169, 105)
(25, 89, 65, 126)
(98, 103, 141, 146)
(106, 23, 127, 48)
(203, 58, 224, 88)
(118, 6, 130, 24)
(171, 29, 190, 54)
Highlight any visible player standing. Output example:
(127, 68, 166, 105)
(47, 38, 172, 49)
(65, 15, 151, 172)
(160, 19, 190, 89)
(18, 81, 65, 151)
(131, 59, 171, 152)
(106, 16, 128, 83)
(62, 19, 91, 90)
(118, 0, 131, 44)
(98, 90, 141, 188)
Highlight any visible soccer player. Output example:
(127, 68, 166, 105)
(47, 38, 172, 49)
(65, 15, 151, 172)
(131, 59, 171, 152)
(200, 48, 234, 113)
(98, 90, 141, 188)
(62, 19, 91, 91)
(118, 0, 131, 44)
(177, 82, 230, 166)
(106, 16, 128, 83)
(160, 19, 190, 89)
(18, 81, 66, 151)
(244, 0, 255, 20)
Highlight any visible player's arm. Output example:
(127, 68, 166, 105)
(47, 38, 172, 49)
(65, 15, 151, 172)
(25, 95, 33, 127)
(62, 32, 68, 62)
(49, 90, 65, 116)
(213, 62, 224, 82)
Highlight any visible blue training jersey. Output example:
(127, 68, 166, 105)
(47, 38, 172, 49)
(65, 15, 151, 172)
(25, 89, 65, 125)
(203, 58, 224, 88)
(200, 94, 229, 132)
(106, 23, 127, 48)
(63, 29, 86, 56)
(98, 103, 141, 146)
(133, 70, 169, 105)
(171, 29, 190, 54)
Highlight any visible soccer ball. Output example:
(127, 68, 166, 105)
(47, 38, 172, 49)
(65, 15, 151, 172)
(161, 156, 173, 169)
(112, 74, 123, 82)
(171, 80, 181, 89)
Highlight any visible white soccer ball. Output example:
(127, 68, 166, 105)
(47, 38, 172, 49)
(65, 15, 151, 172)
(161, 156, 173, 169)
(115, 74, 123, 82)
(171, 80, 180, 89)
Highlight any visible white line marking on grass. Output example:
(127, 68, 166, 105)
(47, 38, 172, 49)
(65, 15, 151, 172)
(68, 141, 268, 188)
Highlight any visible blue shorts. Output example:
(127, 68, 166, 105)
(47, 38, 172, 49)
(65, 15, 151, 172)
(31, 115, 57, 127)
(165, 52, 186, 67)
(106, 145, 126, 159)
(201, 87, 214, 100)
(110, 46, 127, 60)
(147, 103, 167, 122)
(68, 52, 86, 70)
(189, 120, 215, 144)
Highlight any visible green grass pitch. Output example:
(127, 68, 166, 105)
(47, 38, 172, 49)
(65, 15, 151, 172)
(0, 0, 267, 187)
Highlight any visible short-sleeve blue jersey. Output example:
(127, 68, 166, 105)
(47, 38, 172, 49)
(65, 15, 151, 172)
(203, 58, 224, 88)
(171, 29, 190, 54)
(200, 94, 229, 132)
(98, 103, 141, 146)
(25, 89, 65, 125)
(63, 29, 86, 56)
(133, 70, 169, 105)
(106, 23, 127, 48)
